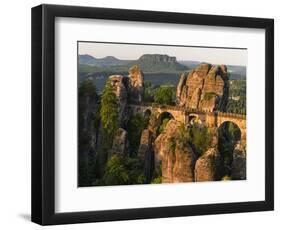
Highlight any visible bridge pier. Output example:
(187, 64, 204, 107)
(240, 129, 247, 148)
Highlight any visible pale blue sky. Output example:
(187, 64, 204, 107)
(79, 42, 247, 66)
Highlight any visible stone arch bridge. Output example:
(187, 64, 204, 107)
(128, 103, 246, 145)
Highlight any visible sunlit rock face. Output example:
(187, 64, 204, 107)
(138, 129, 153, 182)
(194, 148, 222, 182)
(176, 64, 229, 112)
(128, 65, 144, 103)
(154, 120, 196, 183)
(176, 73, 188, 106)
(172, 143, 196, 182)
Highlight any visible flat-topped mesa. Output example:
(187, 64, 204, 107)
(139, 54, 176, 63)
(176, 63, 229, 112)
(128, 65, 144, 103)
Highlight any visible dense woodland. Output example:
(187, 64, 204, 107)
(226, 80, 246, 114)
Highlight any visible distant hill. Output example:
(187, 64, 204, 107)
(79, 54, 97, 65)
(227, 65, 246, 75)
(227, 65, 246, 80)
(79, 54, 188, 73)
(79, 54, 129, 67)
(78, 54, 246, 80)
(178, 60, 201, 69)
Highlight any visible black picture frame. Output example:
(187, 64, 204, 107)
(31, 4, 274, 225)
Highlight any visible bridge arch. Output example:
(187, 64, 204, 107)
(157, 111, 175, 122)
(156, 111, 175, 135)
(188, 113, 202, 125)
(216, 113, 246, 147)
(218, 121, 242, 175)
(143, 108, 152, 118)
(218, 121, 241, 141)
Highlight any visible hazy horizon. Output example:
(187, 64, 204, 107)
(79, 42, 247, 66)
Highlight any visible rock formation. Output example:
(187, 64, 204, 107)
(176, 64, 229, 112)
(176, 73, 188, 106)
(194, 148, 222, 181)
(172, 143, 196, 182)
(79, 84, 99, 158)
(128, 65, 144, 103)
(138, 129, 153, 182)
(231, 142, 246, 180)
(108, 75, 128, 126)
(107, 66, 146, 124)
(110, 128, 129, 156)
(154, 120, 196, 183)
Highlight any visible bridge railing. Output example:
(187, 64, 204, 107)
(217, 112, 246, 119)
(128, 102, 246, 118)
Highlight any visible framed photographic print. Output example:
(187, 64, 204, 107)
(31, 4, 274, 225)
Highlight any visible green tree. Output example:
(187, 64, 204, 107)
(102, 155, 129, 185)
(79, 79, 97, 97)
(159, 118, 170, 134)
(151, 176, 162, 184)
(177, 123, 190, 149)
(154, 86, 174, 105)
(100, 81, 118, 137)
(227, 79, 246, 114)
(151, 163, 162, 184)
(102, 155, 145, 185)
(95, 81, 119, 178)
(127, 114, 149, 154)
(144, 81, 154, 102)
(189, 125, 212, 156)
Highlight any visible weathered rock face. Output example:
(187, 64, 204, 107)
(194, 148, 222, 182)
(138, 129, 153, 161)
(176, 64, 229, 112)
(79, 89, 99, 158)
(198, 96, 219, 112)
(138, 129, 153, 182)
(110, 128, 129, 156)
(186, 64, 209, 98)
(154, 120, 196, 183)
(154, 120, 179, 169)
(107, 66, 145, 126)
(176, 73, 188, 106)
(187, 87, 202, 109)
(108, 75, 128, 126)
(173, 143, 196, 182)
(128, 65, 144, 103)
(231, 142, 246, 180)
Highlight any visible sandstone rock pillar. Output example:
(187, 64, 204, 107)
(194, 148, 222, 181)
(138, 129, 153, 182)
